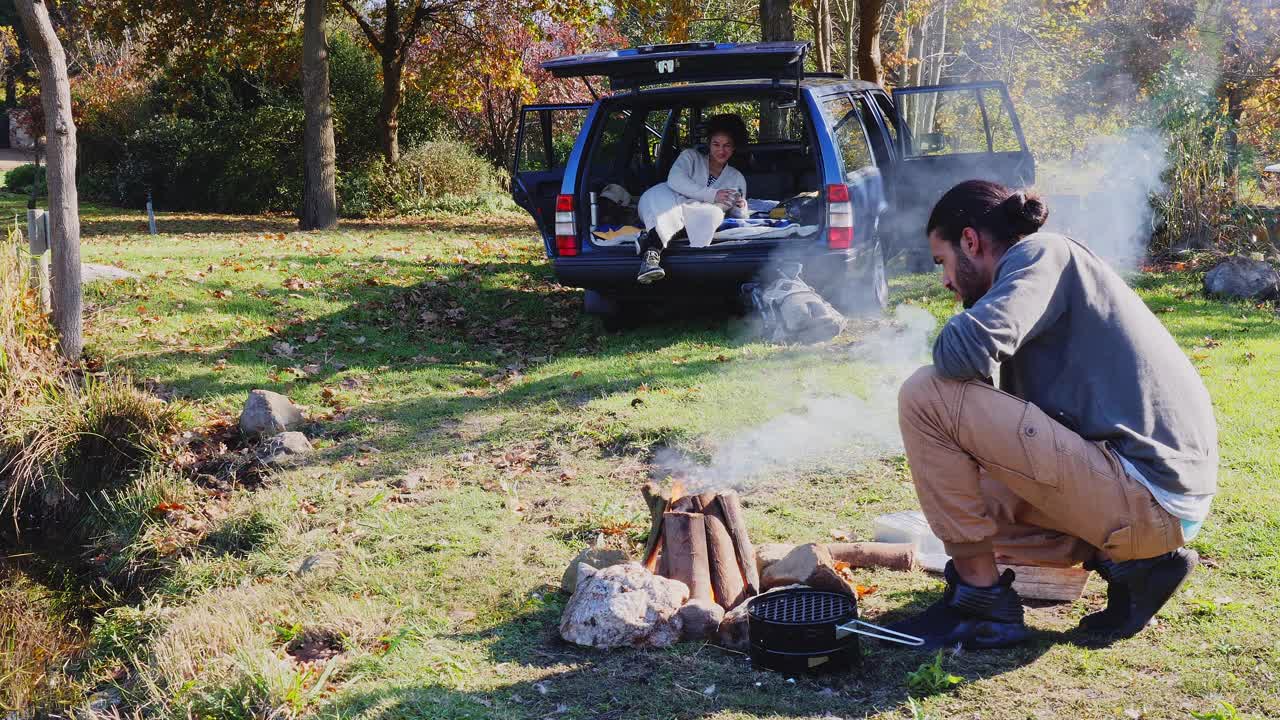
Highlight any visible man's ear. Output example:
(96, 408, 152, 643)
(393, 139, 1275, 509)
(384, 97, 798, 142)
(960, 227, 981, 258)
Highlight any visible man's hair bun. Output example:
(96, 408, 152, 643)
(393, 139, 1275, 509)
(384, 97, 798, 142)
(1003, 191, 1049, 235)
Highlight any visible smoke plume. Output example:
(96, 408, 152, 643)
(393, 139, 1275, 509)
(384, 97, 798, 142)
(654, 305, 936, 492)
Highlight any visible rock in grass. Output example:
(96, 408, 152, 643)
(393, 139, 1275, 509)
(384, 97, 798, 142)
(755, 543, 797, 577)
(1203, 256, 1280, 300)
(677, 599, 724, 641)
(240, 389, 304, 438)
(561, 546, 631, 594)
(559, 563, 688, 649)
(260, 431, 313, 467)
(761, 543, 853, 596)
(295, 551, 339, 575)
(716, 601, 752, 651)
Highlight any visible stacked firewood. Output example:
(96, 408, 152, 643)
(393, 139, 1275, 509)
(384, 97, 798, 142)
(641, 481, 758, 612)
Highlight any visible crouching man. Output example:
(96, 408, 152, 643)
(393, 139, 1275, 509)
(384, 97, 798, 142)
(889, 180, 1217, 649)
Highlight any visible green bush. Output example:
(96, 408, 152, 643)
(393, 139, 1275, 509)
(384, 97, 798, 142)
(4, 163, 46, 196)
(348, 141, 505, 216)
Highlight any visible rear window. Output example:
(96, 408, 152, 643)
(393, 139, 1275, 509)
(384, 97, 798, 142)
(678, 98, 808, 144)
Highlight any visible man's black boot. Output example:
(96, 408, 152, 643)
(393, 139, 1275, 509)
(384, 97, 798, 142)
(1078, 547, 1197, 638)
(885, 561, 1030, 650)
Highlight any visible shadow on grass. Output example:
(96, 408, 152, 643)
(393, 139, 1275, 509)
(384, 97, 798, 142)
(80, 212, 536, 239)
(320, 588, 1061, 720)
(111, 245, 758, 450)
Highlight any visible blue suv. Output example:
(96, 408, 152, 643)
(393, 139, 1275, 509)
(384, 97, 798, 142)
(511, 41, 1033, 322)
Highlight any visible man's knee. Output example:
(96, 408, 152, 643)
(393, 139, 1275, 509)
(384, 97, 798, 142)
(898, 365, 943, 417)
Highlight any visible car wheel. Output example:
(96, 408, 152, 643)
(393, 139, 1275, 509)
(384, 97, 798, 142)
(832, 240, 888, 316)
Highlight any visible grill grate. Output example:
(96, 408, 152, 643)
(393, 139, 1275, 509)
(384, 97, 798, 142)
(750, 590, 853, 624)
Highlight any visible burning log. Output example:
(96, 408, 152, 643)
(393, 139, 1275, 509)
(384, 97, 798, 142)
(662, 511, 713, 604)
(704, 514, 748, 609)
(638, 483, 760, 612)
(715, 491, 760, 596)
(641, 482, 669, 571)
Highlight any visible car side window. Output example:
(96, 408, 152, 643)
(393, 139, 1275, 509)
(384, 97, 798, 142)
(871, 92, 900, 147)
(824, 95, 875, 177)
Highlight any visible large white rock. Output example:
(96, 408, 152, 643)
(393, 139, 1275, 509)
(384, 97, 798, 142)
(240, 389, 304, 438)
(559, 563, 688, 648)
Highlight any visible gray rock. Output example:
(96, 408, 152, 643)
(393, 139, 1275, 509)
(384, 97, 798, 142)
(81, 263, 137, 283)
(560, 546, 631, 593)
(1203, 256, 1280, 300)
(559, 563, 688, 649)
(240, 389, 304, 437)
(677, 599, 725, 641)
(260, 431, 313, 467)
(295, 551, 339, 575)
(716, 600, 752, 651)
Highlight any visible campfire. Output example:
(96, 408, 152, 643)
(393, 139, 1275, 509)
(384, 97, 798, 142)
(640, 480, 759, 612)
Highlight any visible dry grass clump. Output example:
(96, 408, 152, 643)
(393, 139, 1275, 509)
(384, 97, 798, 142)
(0, 567, 85, 711)
(0, 237, 181, 529)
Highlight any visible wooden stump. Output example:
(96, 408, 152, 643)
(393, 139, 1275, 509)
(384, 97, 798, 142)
(662, 512, 713, 604)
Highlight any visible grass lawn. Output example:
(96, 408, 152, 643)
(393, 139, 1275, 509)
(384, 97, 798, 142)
(62, 201, 1280, 720)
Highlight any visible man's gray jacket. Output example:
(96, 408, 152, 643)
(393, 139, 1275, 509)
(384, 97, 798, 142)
(932, 232, 1218, 498)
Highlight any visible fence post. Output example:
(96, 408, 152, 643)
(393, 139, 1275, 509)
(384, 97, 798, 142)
(146, 190, 157, 235)
(27, 207, 49, 312)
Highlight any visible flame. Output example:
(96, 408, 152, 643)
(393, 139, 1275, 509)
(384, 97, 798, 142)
(669, 479, 687, 502)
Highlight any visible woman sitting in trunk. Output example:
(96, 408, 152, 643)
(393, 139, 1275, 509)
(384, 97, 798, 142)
(635, 114, 751, 283)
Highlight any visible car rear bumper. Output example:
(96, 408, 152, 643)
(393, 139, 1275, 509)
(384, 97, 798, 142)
(551, 244, 868, 296)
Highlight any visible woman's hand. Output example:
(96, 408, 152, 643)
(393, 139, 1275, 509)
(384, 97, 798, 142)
(714, 189, 736, 205)
(735, 194, 748, 210)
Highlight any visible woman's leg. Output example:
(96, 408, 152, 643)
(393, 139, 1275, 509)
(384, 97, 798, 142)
(636, 184, 684, 283)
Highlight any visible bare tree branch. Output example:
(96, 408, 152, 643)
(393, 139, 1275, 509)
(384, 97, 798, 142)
(339, 0, 384, 52)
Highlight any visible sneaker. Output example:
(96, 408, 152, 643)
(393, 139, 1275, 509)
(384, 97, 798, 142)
(1078, 547, 1197, 638)
(637, 250, 665, 284)
(885, 561, 1030, 650)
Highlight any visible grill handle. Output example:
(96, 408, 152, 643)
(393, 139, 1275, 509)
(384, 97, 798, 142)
(835, 619, 924, 646)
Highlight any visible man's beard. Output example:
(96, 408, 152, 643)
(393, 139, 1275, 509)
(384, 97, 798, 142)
(955, 253, 987, 309)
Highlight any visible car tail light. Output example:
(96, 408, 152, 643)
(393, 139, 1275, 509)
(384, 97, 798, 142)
(826, 184, 853, 249)
(555, 194, 578, 256)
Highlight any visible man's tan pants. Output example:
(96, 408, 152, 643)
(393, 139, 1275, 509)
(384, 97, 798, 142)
(897, 366, 1183, 566)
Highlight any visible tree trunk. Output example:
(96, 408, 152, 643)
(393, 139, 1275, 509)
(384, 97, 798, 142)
(858, 0, 885, 84)
(809, 0, 833, 72)
(15, 0, 80, 360)
(379, 52, 403, 165)
(760, 0, 795, 41)
(301, 0, 337, 230)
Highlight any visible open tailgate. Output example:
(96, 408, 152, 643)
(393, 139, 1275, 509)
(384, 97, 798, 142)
(542, 41, 809, 91)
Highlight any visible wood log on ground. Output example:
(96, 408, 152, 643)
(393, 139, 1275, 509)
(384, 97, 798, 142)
(826, 542, 915, 571)
(715, 491, 759, 596)
(998, 564, 1090, 602)
(641, 482, 670, 570)
(662, 512, 713, 604)
(704, 514, 747, 610)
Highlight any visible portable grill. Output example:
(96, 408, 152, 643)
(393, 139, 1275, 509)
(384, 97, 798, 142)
(748, 588, 923, 674)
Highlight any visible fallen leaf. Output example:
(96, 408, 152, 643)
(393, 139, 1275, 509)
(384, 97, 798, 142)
(855, 584, 878, 598)
(829, 528, 854, 542)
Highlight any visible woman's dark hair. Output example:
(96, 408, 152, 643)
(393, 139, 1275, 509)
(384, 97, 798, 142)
(705, 113, 749, 149)
(926, 179, 1049, 250)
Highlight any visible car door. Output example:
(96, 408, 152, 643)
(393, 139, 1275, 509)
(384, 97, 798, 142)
(512, 103, 590, 240)
(886, 82, 1034, 266)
